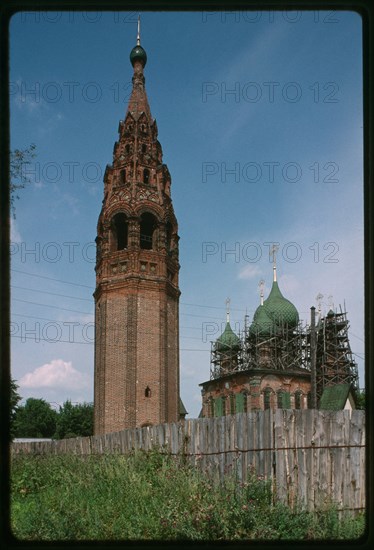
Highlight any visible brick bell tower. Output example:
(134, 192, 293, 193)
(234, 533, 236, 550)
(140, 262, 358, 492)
(94, 20, 180, 434)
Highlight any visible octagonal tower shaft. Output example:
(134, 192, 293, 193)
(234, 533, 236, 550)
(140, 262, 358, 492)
(93, 36, 180, 434)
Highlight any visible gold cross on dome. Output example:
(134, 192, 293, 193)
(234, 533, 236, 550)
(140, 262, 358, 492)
(225, 297, 231, 322)
(270, 243, 279, 266)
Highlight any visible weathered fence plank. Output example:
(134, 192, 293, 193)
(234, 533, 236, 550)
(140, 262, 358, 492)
(11, 410, 365, 513)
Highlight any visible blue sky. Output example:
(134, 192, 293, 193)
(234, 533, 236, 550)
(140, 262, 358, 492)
(9, 10, 364, 418)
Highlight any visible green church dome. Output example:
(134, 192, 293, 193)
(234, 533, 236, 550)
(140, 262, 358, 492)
(263, 281, 299, 327)
(216, 322, 241, 352)
(249, 304, 274, 336)
(130, 45, 147, 67)
(249, 279, 299, 337)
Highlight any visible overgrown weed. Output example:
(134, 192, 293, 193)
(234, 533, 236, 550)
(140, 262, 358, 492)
(11, 450, 365, 541)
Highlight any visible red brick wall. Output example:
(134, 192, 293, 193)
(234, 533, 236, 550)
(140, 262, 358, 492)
(201, 371, 311, 417)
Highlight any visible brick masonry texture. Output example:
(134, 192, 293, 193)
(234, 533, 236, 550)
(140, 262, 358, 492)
(94, 53, 180, 435)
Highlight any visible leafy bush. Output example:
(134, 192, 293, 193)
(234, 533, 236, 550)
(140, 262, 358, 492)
(11, 450, 365, 541)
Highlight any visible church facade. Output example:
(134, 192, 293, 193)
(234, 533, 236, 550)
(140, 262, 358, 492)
(200, 257, 359, 417)
(93, 24, 180, 434)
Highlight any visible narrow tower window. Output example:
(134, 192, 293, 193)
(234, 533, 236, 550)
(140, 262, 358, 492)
(143, 168, 150, 184)
(142, 144, 147, 153)
(120, 169, 126, 184)
(111, 213, 128, 251)
(145, 386, 151, 398)
(140, 212, 157, 250)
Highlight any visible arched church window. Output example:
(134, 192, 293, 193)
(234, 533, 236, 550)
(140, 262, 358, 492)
(111, 213, 128, 251)
(145, 386, 151, 398)
(140, 212, 157, 250)
(295, 391, 302, 410)
(120, 169, 126, 184)
(143, 168, 150, 184)
(264, 389, 271, 410)
(277, 390, 290, 409)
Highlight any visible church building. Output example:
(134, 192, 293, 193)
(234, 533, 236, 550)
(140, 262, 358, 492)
(199, 250, 359, 416)
(93, 21, 181, 434)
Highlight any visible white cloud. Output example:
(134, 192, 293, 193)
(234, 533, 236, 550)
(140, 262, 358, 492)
(19, 359, 90, 391)
(237, 264, 262, 280)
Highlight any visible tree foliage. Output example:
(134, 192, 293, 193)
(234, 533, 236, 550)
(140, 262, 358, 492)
(54, 400, 94, 439)
(355, 389, 365, 410)
(10, 379, 22, 438)
(10, 143, 36, 217)
(13, 398, 57, 438)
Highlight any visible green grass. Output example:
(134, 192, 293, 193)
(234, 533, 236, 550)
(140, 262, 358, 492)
(11, 449, 365, 541)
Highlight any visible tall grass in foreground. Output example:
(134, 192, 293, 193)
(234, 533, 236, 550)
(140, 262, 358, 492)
(11, 450, 365, 541)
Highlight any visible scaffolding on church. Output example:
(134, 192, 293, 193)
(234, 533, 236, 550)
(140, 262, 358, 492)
(209, 307, 359, 397)
(210, 321, 310, 380)
(243, 322, 310, 373)
(315, 307, 359, 402)
(210, 338, 243, 380)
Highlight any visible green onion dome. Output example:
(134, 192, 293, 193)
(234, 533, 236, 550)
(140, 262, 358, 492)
(249, 304, 274, 336)
(249, 280, 299, 336)
(130, 45, 147, 67)
(263, 281, 299, 328)
(216, 322, 241, 352)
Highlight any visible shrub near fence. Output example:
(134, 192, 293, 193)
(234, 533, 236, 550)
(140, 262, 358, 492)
(11, 409, 365, 513)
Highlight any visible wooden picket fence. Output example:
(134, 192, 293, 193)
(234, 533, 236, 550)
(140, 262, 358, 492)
(11, 409, 365, 513)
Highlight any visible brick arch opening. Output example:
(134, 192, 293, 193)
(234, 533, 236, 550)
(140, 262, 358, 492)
(143, 168, 150, 184)
(140, 212, 158, 250)
(110, 213, 128, 251)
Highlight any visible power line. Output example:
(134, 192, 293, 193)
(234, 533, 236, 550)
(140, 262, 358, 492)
(11, 285, 92, 302)
(10, 268, 252, 313)
(12, 312, 204, 332)
(11, 334, 92, 345)
(11, 268, 92, 289)
(181, 301, 246, 312)
(12, 296, 232, 322)
(10, 334, 209, 351)
(349, 331, 365, 343)
(13, 298, 92, 315)
(12, 313, 67, 323)
(10, 270, 365, 344)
